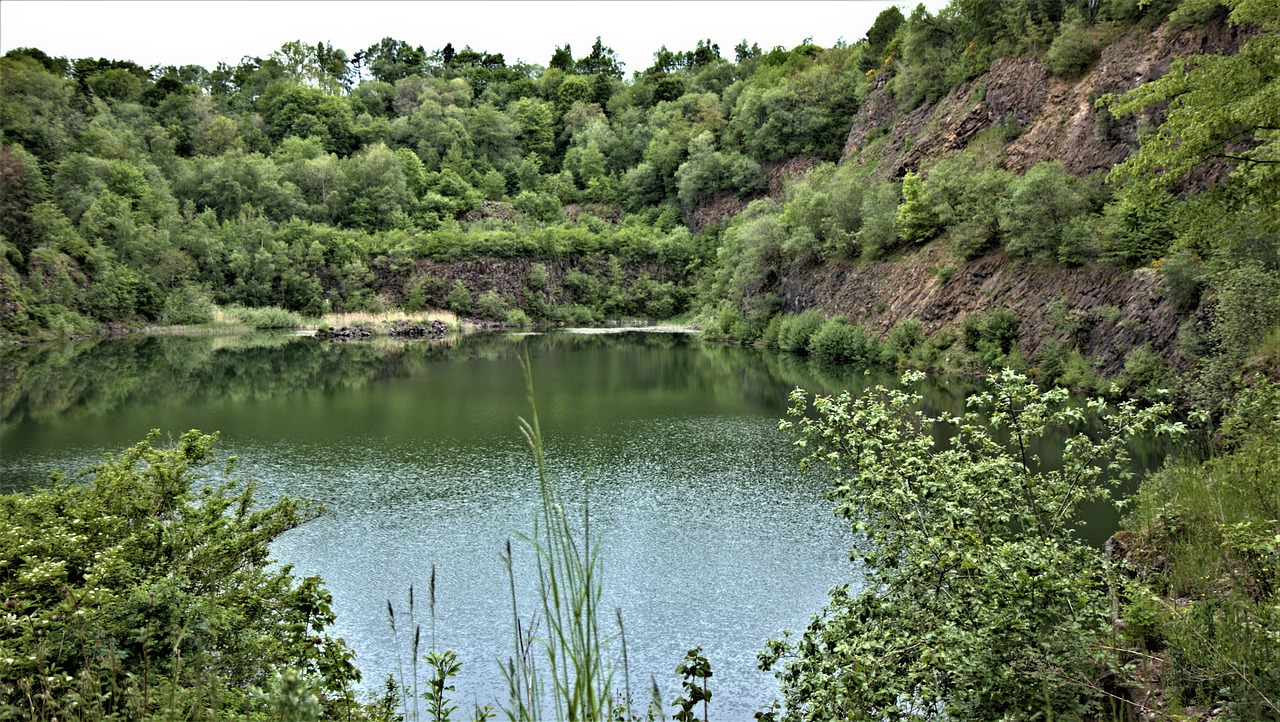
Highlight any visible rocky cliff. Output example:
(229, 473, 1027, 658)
(771, 15, 1255, 369)
(840, 14, 1253, 179)
(781, 244, 1182, 375)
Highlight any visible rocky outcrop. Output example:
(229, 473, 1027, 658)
(781, 244, 1182, 375)
(313, 319, 450, 341)
(840, 15, 1255, 180)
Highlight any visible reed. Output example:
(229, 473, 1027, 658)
(499, 352, 623, 722)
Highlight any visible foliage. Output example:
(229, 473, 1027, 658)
(0, 430, 363, 718)
(768, 370, 1182, 720)
(1121, 378, 1280, 719)
(227, 303, 305, 329)
(446, 279, 472, 316)
(159, 282, 216, 324)
(1045, 20, 1100, 78)
(894, 171, 937, 245)
(1104, 0, 1280, 265)
(999, 162, 1102, 263)
(807, 316, 883, 365)
(961, 306, 1022, 370)
(775, 309, 825, 355)
(672, 647, 712, 722)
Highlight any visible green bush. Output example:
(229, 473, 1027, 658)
(1159, 248, 1204, 311)
(759, 313, 785, 349)
(777, 310, 826, 354)
(1046, 21, 1100, 78)
(504, 308, 532, 327)
(229, 305, 304, 329)
(30, 304, 97, 336)
(446, 279, 472, 315)
(886, 319, 925, 363)
(808, 317, 882, 365)
(1123, 343, 1172, 399)
(0, 431, 363, 718)
(771, 370, 1179, 719)
(474, 289, 509, 321)
(160, 283, 216, 325)
(999, 162, 1100, 262)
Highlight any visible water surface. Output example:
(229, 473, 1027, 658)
(3, 331, 885, 718)
(0, 330, 1165, 718)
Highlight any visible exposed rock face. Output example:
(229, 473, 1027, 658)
(840, 15, 1255, 179)
(688, 155, 824, 232)
(780, 244, 1183, 375)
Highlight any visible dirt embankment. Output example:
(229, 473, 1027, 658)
(781, 244, 1183, 375)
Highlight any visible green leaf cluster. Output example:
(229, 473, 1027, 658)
(0, 430, 363, 718)
(769, 369, 1181, 720)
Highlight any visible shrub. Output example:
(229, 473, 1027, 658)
(777, 310, 826, 355)
(759, 313, 785, 349)
(405, 274, 448, 312)
(1124, 343, 1172, 399)
(886, 319, 925, 363)
(809, 317, 882, 365)
(446, 279, 472, 315)
(30, 304, 97, 336)
(1160, 248, 1203, 311)
(504, 308, 532, 327)
(0, 431, 363, 717)
(159, 283, 216, 325)
(1046, 21, 1100, 78)
(771, 370, 1179, 719)
(474, 289, 509, 321)
(894, 172, 938, 245)
(999, 162, 1099, 262)
(229, 305, 304, 329)
(983, 307, 1021, 354)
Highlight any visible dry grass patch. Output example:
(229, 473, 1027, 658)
(313, 309, 458, 329)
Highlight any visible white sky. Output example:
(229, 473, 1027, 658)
(1, 1, 949, 77)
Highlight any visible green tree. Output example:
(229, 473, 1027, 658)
(1104, 0, 1280, 259)
(0, 143, 49, 265)
(358, 37, 427, 83)
(512, 96, 555, 161)
(0, 430, 362, 717)
(999, 161, 1100, 262)
(894, 171, 937, 245)
(767, 370, 1182, 721)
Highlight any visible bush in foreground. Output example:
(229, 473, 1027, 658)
(769, 370, 1182, 720)
(0, 430, 363, 719)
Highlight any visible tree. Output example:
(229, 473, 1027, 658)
(894, 170, 937, 244)
(0, 430, 363, 717)
(273, 40, 354, 94)
(358, 37, 426, 83)
(1104, 0, 1280, 258)
(861, 5, 905, 74)
(766, 370, 1182, 721)
(0, 144, 49, 265)
(512, 97, 555, 161)
(999, 161, 1100, 262)
(549, 44, 575, 72)
(577, 37, 624, 78)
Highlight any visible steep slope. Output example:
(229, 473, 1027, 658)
(840, 14, 1254, 180)
(781, 244, 1180, 375)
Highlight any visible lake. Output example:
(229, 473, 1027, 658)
(0, 329, 1162, 719)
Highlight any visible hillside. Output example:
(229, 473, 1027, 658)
(0, 0, 1274, 401)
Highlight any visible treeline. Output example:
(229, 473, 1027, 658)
(0, 0, 1212, 340)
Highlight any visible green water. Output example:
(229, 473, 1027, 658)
(0, 330, 1166, 718)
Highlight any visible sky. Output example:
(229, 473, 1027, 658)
(0, 1, 949, 77)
